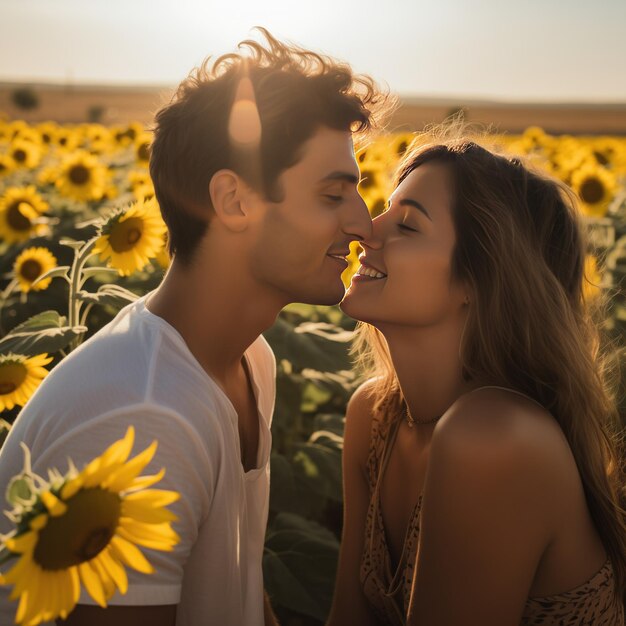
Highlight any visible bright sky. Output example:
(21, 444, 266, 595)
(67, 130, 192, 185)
(1, 0, 625, 102)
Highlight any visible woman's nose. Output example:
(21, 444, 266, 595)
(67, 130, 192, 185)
(359, 213, 386, 250)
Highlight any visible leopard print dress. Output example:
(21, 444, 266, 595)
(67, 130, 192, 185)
(359, 395, 624, 626)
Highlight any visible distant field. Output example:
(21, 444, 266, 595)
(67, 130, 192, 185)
(1, 82, 626, 135)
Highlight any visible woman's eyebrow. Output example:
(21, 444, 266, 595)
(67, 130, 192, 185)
(399, 198, 432, 221)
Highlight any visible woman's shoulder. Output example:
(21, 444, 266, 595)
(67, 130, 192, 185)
(436, 385, 565, 449)
(430, 386, 572, 507)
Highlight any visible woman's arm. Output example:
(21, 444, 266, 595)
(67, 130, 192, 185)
(326, 381, 380, 626)
(407, 396, 557, 626)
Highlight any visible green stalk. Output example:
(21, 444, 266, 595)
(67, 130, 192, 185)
(67, 238, 98, 352)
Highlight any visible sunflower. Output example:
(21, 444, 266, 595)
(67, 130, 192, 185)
(13, 247, 58, 293)
(93, 197, 167, 276)
(134, 131, 152, 164)
(0, 154, 15, 176)
(0, 186, 49, 244)
(8, 140, 42, 169)
(0, 353, 52, 412)
(571, 163, 617, 218)
(55, 151, 107, 202)
(0, 426, 180, 626)
(128, 169, 152, 190)
(112, 122, 143, 147)
(583, 254, 602, 302)
(154, 232, 171, 269)
(35, 122, 60, 147)
(342, 240, 363, 288)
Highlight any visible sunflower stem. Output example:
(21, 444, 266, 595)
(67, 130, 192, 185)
(0, 278, 18, 336)
(67, 238, 98, 352)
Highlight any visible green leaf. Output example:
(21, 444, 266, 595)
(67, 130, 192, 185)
(0, 419, 10, 450)
(29, 265, 71, 288)
(264, 317, 354, 373)
(59, 238, 85, 250)
(80, 267, 121, 280)
(0, 311, 86, 356)
(264, 513, 339, 621)
(294, 322, 354, 343)
(292, 441, 343, 502)
(6, 475, 36, 507)
(76, 284, 139, 310)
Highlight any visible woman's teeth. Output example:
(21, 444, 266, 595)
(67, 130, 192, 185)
(357, 265, 386, 279)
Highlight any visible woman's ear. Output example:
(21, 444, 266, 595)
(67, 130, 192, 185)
(209, 169, 248, 233)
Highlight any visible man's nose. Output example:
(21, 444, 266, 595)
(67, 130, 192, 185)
(341, 195, 373, 242)
(359, 212, 385, 251)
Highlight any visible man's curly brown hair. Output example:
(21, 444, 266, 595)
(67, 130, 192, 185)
(149, 27, 394, 264)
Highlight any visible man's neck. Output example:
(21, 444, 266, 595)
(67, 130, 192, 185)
(146, 255, 283, 384)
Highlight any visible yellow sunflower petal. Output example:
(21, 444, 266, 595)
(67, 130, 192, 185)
(29, 514, 48, 531)
(117, 519, 179, 551)
(78, 561, 107, 608)
(40, 491, 68, 517)
(109, 534, 154, 574)
(123, 488, 180, 507)
(5, 531, 37, 554)
(120, 500, 177, 524)
(125, 467, 166, 492)
(97, 546, 128, 595)
(102, 441, 158, 492)
(60, 475, 83, 500)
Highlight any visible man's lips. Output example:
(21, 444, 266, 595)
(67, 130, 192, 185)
(327, 250, 350, 267)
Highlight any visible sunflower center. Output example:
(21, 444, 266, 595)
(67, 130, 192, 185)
(12, 149, 27, 164)
(359, 170, 376, 190)
(580, 177, 605, 204)
(33, 488, 121, 570)
(593, 151, 609, 166)
(7, 202, 32, 231)
(20, 259, 43, 282)
(137, 142, 151, 161)
(0, 362, 27, 395)
(109, 217, 143, 253)
(69, 164, 91, 186)
(370, 198, 386, 218)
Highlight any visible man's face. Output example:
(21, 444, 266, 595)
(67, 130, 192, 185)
(247, 126, 372, 306)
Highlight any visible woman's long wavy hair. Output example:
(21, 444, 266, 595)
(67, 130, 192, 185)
(352, 132, 626, 600)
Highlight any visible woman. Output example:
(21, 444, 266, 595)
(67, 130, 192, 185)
(327, 137, 625, 625)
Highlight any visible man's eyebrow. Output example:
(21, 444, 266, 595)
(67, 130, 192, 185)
(399, 198, 432, 221)
(319, 171, 360, 185)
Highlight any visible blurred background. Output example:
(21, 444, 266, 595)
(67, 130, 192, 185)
(1, 0, 625, 133)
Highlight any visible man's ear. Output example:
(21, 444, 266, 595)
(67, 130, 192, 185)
(209, 169, 249, 233)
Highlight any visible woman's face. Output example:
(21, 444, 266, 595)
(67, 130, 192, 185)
(341, 161, 468, 328)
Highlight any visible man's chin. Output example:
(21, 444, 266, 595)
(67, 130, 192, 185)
(297, 286, 345, 307)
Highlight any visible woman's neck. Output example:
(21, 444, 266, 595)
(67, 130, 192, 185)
(380, 317, 476, 427)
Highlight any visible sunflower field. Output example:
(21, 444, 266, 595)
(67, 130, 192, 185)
(0, 118, 625, 625)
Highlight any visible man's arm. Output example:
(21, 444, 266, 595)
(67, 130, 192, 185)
(58, 603, 177, 626)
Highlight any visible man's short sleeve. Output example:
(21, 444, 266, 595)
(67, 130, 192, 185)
(4, 404, 215, 609)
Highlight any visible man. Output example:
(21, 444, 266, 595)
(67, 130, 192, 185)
(0, 28, 389, 626)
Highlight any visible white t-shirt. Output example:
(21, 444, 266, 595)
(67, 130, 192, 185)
(0, 292, 276, 626)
